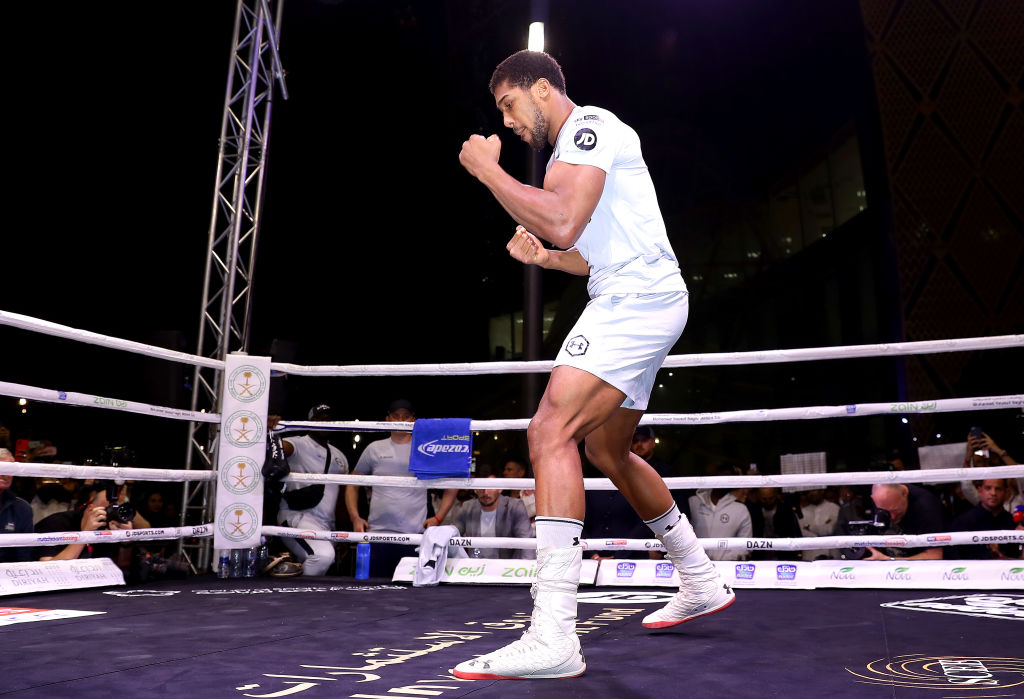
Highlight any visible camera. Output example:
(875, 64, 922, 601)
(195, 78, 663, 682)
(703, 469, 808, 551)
(102, 482, 135, 525)
(840, 508, 895, 560)
(105, 501, 137, 525)
(133, 549, 192, 583)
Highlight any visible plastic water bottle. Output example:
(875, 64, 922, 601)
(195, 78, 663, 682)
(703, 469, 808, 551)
(217, 554, 230, 579)
(245, 546, 258, 578)
(256, 537, 269, 575)
(230, 548, 244, 578)
(355, 543, 370, 580)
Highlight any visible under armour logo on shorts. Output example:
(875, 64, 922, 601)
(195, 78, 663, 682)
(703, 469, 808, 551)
(565, 335, 589, 356)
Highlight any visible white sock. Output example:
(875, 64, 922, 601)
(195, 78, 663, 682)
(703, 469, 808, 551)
(535, 517, 584, 551)
(644, 503, 683, 537)
(647, 505, 714, 578)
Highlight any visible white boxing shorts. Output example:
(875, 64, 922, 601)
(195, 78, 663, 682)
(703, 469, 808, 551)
(552, 291, 688, 410)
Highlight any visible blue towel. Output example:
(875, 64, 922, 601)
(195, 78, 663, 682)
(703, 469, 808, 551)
(408, 418, 472, 479)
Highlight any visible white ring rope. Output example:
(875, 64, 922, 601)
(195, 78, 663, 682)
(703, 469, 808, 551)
(4, 310, 1020, 376)
(0, 310, 221, 370)
(277, 465, 1024, 490)
(272, 335, 1023, 375)
(4, 462, 1021, 491)
(0, 463, 217, 482)
(274, 393, 1023, 435)
(260, 526, 1024, 553)
(0, 380, 220, 423)
(0, 524, 214, 548)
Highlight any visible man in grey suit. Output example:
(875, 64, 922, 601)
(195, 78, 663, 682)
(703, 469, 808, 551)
(454, 473, 534, 559)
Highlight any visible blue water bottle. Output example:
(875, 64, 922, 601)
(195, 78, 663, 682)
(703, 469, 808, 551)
(355, 543, 370, 580)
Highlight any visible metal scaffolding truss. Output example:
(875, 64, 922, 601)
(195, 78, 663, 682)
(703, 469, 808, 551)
(180, 0, 288, 570)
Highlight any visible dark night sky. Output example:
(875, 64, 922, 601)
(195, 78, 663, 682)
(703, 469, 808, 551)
(3, 0, 885, 463)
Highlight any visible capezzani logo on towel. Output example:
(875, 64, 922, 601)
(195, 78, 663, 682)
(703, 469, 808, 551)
(416, 434, 470, 458)
(847, 653, 1024, 691)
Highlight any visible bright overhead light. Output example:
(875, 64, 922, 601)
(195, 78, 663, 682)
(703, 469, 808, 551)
(528, 22, 544, 52)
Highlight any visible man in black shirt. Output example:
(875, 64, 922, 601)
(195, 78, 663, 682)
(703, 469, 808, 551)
(0, 449, 34, 562)
(950, 479, 1021, 560)
(866, 483, 947, 560)
(746, 487, 802, 560)
(35, 481, 143, 561)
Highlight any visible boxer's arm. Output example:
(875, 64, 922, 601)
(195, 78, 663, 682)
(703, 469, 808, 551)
(507, 226, 589, 276)
(460, 134, 604, 249)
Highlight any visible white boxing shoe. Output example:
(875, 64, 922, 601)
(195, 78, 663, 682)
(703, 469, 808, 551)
(453, 545, 585, 680)
(452, 628, 585, 680)
(643, 574, 735, 628)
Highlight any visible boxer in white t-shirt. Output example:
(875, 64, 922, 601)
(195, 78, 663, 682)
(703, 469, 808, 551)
(455, 50, 733, 681)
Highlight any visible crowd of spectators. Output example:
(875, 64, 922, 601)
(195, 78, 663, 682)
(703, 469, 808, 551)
(3, 415, 1020, 583)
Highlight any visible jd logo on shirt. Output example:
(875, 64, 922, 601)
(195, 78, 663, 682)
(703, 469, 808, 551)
(574, 128, 597, 150)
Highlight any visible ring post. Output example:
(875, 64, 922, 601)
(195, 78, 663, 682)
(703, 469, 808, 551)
(213, 353, 269, 571)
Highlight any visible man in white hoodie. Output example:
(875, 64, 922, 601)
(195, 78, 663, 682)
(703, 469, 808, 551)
(688, 465, 753, 561)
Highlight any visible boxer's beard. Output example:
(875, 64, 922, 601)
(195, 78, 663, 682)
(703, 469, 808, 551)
(528, 103, 548, 151)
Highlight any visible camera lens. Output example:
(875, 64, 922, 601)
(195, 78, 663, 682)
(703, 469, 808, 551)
(105, 502, 137, 524)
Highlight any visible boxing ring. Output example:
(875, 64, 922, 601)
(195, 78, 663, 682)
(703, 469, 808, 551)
(2, 309, 1024, 697)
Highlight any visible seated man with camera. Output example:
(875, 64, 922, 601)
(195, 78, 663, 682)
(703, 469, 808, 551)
(863, 483, 947, 560)
(34, 480, 148, 562)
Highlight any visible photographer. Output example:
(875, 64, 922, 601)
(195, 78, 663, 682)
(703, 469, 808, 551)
(34, 481, 147, 562)
(865, 483, 947, 560)
(959, 427, 1019, 508)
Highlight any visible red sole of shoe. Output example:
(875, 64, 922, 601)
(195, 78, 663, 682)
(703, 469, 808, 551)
(641, 594, 736, 629)
(451, 669, 586, 680)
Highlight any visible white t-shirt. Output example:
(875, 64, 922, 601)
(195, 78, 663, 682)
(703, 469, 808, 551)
(549, 105, 686, 298)
(354, 437, 426, 534)
(278, 434, 349, 531)
(476, 508, 499, 558)
(800, 500, 841, 561)
(687, 490, 753, 561)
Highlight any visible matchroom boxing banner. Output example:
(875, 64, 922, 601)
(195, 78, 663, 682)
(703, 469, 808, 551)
(213, 354, 270, 551)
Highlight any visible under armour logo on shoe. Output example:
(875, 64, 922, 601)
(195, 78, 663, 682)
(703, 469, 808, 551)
(572, 537, 580, 547)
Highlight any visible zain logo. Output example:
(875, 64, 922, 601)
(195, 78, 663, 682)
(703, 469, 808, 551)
(565, 335, 589, 356)
(574, 128, 597, 151)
